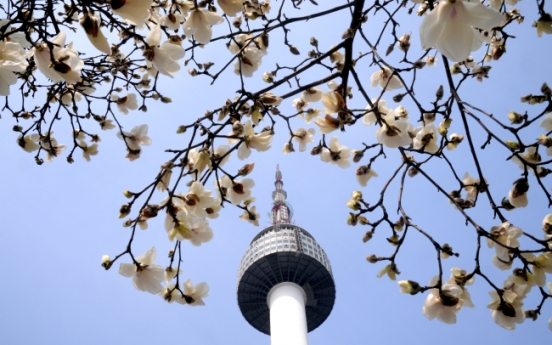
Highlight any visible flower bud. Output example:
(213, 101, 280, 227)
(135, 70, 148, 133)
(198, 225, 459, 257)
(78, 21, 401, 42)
(289, 45, 300, 55)
(262, 72, 274, 83)
(177, 125, 187, 134)
(508, 111, 523, 124)
(123, 190, 133, 199)
(141, 204, 159, 219)
(398, 280, 421, 294)
(351, 149, 364, 163)
(310, 37, 318, 47)
(505, 140, 519, 149)
(347, 213, 358, 226)
(358, 216, 370, 225)
(501, 197, 516, 210)
(387, 234, 400, 245)
(397, 33, 411, 52)
(168, 249, 175, 258)
(385, 43, 394, 56)
(123, 219, 133, 227)
(362, 229, 374, 242)
(366, 254, 379, 263)
(435, 85, 444, 100)
(408, 167, 419, 177)
(441, 243, 454, 259)
(541, 82, 552, 98)
(450, 63, 461, 75)
(392, 93, 406, 103)
(352, 190, 363, 200)
(232, 16, 242, 28)
(101, 255, 113, 270)
(238, 162, 255, 176)
(524, 310, 538, 321)
(394, 217, 405, 231)
(119, 204, 131, 218)
(310, 145, 322, 155)
(346, 199, 361, 211)
(161, 96, 172, 103)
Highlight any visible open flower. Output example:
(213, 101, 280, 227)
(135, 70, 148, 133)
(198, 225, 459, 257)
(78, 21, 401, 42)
(183, 9, 224, 45)
(413, 124, 439, 153)
(292, 127, 316, 152)
(33, 32, 83, 84)
(375, 111, 412, 148)
(239, 206, 260, 226)
(218, 0, 245, 16)
(118, 246, 164, 294)
(80, 140, 99, 162)
(0, 39, 29, 96)
(111, 0, 153, 27)
(371, 66, 403, 91)
(80, 11, 111, 55)
(422, 276, 464, 324)
(117, 124, 152, 154)
(237, 121, 272, 159)
(364, 99, 393, 126)
(419, 0, 504, 62)
(111, 93, 138, 114)
(217, 175, 255, 205)
(487, 221, 522, 262)
(144, 25, 184, 77)
(183, 279, 209, 306)
(487, 288, 525, 330)
(507, 178, 529, 208)
(356, 166, 378, 187)
(320, 136, 351, 168)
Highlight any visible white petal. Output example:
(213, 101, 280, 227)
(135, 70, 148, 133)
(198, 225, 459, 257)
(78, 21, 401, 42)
(419, 3, 453, 50)
(118, 263, 136, 277)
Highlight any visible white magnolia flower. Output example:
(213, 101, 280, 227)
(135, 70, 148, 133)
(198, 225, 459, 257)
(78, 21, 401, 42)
(487, 222, 522, 262)
(364, 99, 393, 126)
(33, 32, 83, 84)
(356, 166, 378, 187)
(239, 206, 260, 226)
(292, 128, 316, 152)
(462, 172, 480, 202)
(145, 25, 184, 77)
(160, 12, 185, 31)
(320, 136, 351, 169)
(523, 252, 552, 287)
(17, 135, 40, 153)
(180, 181, 215, 218)
(218, 0, 245, 16)
(118, 246, 164, 294)
(0, 40, 28, 96)
(80, 11, 111, 55)
(292, 97, 309, 112)
(217, 175, 255, 205)
(300, 108, 321, 124)
(413, 124, 439, 153)
(422, 276, 463, 324)
(80, 140, 99, 162)
(301, 87, 323, 103)
(158, 283, 186, 304)
(511, 146, 541, 170)
(419, 0, 504, 62)
(237, 121, 272, 160)
(183, 279, 209, 306)
(371, 66, 403, 91)
(375, 111, 412, 148)
(111, 93, 138, 114)
(234, 47, 266, 77)
(212, 145, 231, 167)
(321, 90, 345, 114)
(111, 0, 153, 27)
(183, 9, 224, 45)
(487, 289, 525, 330)
(117, 124, 152, 153)
(507, 179, 529, 208)
(540, 113, 552, 132)
(492, 254, 512, 271)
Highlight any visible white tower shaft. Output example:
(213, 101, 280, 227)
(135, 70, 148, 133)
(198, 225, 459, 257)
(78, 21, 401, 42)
(268, 283, 309, 345)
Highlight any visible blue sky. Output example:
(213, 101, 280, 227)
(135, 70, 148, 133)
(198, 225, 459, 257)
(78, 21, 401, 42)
(1, 1, 552, 344)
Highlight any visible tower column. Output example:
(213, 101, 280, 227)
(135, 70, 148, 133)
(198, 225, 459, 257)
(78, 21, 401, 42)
(267, 283, 309, 345)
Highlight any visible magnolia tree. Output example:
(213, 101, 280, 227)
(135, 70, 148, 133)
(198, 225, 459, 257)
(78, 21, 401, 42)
(2, 0, 552, 331)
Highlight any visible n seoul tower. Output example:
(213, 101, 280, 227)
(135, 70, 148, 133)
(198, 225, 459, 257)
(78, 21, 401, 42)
(237, 166, 336, 345)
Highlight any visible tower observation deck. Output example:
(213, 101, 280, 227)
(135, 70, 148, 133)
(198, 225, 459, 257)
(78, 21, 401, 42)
(237, 166, 336, 343)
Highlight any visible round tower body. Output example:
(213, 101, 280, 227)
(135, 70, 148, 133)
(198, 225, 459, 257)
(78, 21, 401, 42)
(237, 223, 335, 335)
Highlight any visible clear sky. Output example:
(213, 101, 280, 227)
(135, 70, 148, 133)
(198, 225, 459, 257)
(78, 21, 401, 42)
(1, 1, 552, 344)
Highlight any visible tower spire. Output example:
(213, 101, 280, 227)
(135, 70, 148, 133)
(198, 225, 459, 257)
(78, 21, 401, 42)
(270, 165, 293, 225)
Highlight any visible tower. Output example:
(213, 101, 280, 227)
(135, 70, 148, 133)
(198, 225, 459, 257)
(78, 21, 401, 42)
(237, 166, 336, 345)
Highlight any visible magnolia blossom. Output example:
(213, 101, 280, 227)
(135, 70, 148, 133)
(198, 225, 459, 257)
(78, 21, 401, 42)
(160, 12, 185, 31)
(158, 283, 186, 304)
(523, 252, 552, 287)
(17, 135, 40, 153)
(117, 124, 152, 160)
(80, 11, 111, 55)
(321, 91, 345, 114)
(237, 121, 272, 160)
(183, 279, 209, 306)
(487, 222, 522, 262)
(33, 32, 83, 84)
(111, 0, 153, 27)
(183, 9, 224, 45)
(300, 108, 321, 124)
(419, 0, 504, 62)
(462, 172, 480, 202)
(511, 146, 541, 170)
(80, 140, 99, 162)
(364, 99, 393, 126)
(375, 111, 412, 148)
(422, 276, 464, 324)
(118, 247, 164, 294)
(413, 124, 439, 153)
(145, 25, 184, 77)
(301, 87, 323, 103)
(487, 288, 525, 330)
(217, 175, 255, 205)
(539, 113, 552, 131)
(34, 133, 67, 162)
(292, 128, 316, 152)
(356, 166, 378, 187)
(180, 181, 215, 218)
(212, 145, 231, 167)
(507, 179, 529, 208)
(111, 93, 138, 114)
(235, 46, 266, 77)
(239, 206, 260, 226)
(0, 39, 29, 96)
(218, 0, 245, 16)
(320, 136, 351, 169)
(371, 66, 403, 91)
